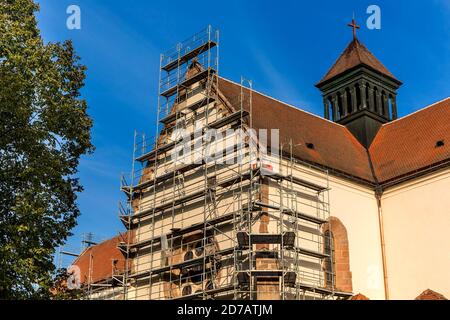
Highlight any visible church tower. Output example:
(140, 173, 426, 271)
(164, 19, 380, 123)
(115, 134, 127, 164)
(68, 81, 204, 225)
(316, 19, 402, 148)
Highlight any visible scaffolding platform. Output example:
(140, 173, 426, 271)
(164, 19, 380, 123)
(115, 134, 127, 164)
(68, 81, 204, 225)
(121, 162, 204, 194)
(297, 283, 353, 298)
(135, 139, 179, 162)
(128, 247, 234, 280)
(161, 68, 215, 97)
(268, 173, 328, 192)
(186, 96, 216, 111)
(122, 212, 240, 251)
(254, 201, 327, 225)
(135, 110, 249, 163)
(159, 110, 186, 125)
(207, 110, 249, 129)
(159, 96, 217, 125)
(162, 40, 218, 72)
(236, 232, 296, 248)
(295, 247, 329, 259)
(237, 271, 296, 286)
(124, 169, 256, 223)
(171, 284, 234, 300)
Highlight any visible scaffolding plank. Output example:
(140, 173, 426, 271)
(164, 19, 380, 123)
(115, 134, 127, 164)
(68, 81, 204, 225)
(187, 97, 215, 111)
(161, 69, 215, 98)
(126, 212, 239, 249)
(129, 170, 256, 222)
(135, 139, 178, 162)
(298, 283, 333, 295)
(289, 176, 328, 192)
(282, 208, 327, 225)
(237, 270, 296, 286)
(208, 110, 249, 130)
(254, 201, 327, 225)
(162, 40, 217, 72)
(297, 283, 353, 297)
(136, 110, 246, 163)
(159, 112, 179, 125)
(159, 97, 217, 126)
(128, 247, 234, 280)
(171, 284, 235, 300)
(128, 162, 204, 192)
(268, 173, 328, 192)
(296, 247, 329, 259)
(214, 170, 253, 189)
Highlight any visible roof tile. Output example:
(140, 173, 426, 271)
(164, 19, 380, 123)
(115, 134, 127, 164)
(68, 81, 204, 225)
(218, 78, 375, 182)
(318, 38, 397, 85)
(72, 233, 130, 284)
(369, 97, 450, 183)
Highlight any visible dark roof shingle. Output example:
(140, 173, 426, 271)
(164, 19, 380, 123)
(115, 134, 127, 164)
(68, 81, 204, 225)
(317, 38, 398, 85)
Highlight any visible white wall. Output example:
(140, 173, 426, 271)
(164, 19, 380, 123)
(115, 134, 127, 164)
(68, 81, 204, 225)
(327, 175, 385, 299)
(381, 168, 450, 299)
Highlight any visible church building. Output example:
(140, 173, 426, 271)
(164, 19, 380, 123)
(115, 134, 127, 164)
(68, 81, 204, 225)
(71, 22, 450, 300)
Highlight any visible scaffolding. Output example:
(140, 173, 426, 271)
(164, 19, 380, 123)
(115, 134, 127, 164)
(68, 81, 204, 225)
(109, 26, 353, 300)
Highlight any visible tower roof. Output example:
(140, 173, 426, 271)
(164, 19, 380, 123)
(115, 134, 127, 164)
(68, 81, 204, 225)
(317, 38, 398, 86)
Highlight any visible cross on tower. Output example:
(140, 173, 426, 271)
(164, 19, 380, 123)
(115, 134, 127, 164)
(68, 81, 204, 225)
(347, 18, 360, 40)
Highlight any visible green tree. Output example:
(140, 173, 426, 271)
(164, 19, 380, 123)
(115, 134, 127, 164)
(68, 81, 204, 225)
(0, 0, 93, 298)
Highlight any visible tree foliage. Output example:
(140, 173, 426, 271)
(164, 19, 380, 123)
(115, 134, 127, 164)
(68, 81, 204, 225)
(0, 0, 93, 298)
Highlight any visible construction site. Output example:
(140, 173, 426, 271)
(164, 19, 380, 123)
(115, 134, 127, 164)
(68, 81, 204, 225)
(70, 26, 352, 300)
(68, 21, 450, 301)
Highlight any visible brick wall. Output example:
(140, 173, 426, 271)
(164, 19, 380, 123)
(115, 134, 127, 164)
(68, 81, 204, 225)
(323, 216, 353, 293)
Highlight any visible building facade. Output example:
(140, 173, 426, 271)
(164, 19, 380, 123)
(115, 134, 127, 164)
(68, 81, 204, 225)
(71, 26, 450, 300)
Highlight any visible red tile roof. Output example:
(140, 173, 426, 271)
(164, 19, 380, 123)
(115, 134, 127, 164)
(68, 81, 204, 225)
(317, 38, 398, 85)
(218, 78, 450, 186)
(369, 97, 450, 183)
(350, 293, 370, 300)
(218, 78, 375, 182)
(72, 233, 129, 284)
(415, 289, 447, 300)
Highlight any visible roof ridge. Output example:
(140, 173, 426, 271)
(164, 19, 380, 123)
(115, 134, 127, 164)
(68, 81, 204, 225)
(382, 96, 450, 126)
(354, 38, 364, 64)
(218, 76, 346, 128)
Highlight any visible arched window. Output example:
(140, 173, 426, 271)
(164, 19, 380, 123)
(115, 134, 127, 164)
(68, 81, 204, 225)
(355, 83, 361, 110)
(381, 90, 387, 117)
(373, 86, 379, 113)
(337, 91, 344, 119)
(365, 82, 371, 109)
(324, 230, 334, 288)
(345, 87, 353, 114)
(322, 217, 353, 293)
(327, 96, 333, 120)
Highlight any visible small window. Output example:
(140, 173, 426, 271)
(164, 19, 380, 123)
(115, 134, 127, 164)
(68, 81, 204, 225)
(306, 142, 315, 150)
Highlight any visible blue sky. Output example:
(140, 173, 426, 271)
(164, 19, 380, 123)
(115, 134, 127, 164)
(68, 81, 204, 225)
(35, 0, 450, 260)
